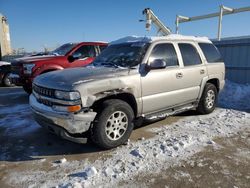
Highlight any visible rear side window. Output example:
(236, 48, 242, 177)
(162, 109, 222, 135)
(149, 43, 178, 67)
(199, 43, 222, 63)
(178, 43, 202, 66)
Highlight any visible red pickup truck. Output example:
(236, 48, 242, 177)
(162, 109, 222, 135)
(10, 42, 107, 93)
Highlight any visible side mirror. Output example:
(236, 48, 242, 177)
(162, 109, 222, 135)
(146, 59, 167, 70)
(68, 53, 82, 62)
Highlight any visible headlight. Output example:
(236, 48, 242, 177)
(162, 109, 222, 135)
(54, 90, 81, 100)
(23, 64, 35, 74)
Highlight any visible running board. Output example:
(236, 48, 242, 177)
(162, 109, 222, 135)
(145, 103, 197, 120)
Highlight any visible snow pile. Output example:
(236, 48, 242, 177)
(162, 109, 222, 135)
(110, 34, 210, 45)
(219, 80, 250, 111)
(8, 108, 250, 187)
(110, 36, 152, 45)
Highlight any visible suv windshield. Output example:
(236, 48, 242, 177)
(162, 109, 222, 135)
(50, 43, 78, 56)
(93, 42, 149, 68)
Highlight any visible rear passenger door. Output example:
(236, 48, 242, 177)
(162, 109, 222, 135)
(177, 43, 207, 102)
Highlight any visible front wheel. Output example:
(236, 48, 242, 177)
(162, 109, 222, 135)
(2, 73, 14, 87)
(91, 99, 134, 149)
(197, 83, 218, 114)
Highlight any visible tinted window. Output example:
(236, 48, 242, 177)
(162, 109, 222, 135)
(179, 43, 202, 66)
(149, 43, 178, 67)
(199, 43, 222, 62)
(73, 45, 96, 58)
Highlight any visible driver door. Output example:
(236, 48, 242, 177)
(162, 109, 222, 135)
(141, 42, 185, 115)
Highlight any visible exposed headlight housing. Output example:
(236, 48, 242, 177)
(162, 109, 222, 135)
(23, 64, 35, 74)
(54, 90, 81, 101)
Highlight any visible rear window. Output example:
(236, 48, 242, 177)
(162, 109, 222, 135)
(199, 43, 222, 63)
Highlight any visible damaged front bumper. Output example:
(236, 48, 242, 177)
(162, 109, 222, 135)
(29, 94, 97, 144)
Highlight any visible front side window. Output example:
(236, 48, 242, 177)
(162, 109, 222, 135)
(72, 45, 96, 58)
(149, 43, 178, 67)
(199, 43, 222, 63)
(179, 43, 202, 66)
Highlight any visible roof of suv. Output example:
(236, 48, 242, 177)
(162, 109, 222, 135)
(110, 34, 211, 45)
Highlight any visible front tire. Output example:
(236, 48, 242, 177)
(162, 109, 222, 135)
(91, 99, 134, 149)
(197, 83, 217, 114)
(3, 73, 14, 87)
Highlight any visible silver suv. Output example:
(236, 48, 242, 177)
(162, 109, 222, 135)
(30, 35, 225, 149)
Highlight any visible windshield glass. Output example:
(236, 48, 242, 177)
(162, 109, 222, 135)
(50, 43, 78, 56)
(92, 42, 149, 68)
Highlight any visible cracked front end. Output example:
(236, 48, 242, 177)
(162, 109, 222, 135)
(29, 84, 97, 143)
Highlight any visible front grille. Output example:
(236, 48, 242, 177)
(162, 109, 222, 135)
(33, 84, 55, 98)
(33, 84, 56, 107)
(37, 98, 53, 106)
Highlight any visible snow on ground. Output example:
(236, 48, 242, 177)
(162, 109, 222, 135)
(7, 108, 249, 187)
(1, 80, 250, 187)
(0, 104, 37, 137)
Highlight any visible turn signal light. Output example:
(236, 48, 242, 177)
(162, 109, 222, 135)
(67, 105, 81, 112)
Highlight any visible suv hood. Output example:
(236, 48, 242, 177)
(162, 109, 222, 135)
(11, 55, 63, 65)
(34, 66, 130, 91)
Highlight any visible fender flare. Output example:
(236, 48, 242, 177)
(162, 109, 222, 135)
(33, 64, 64, 77)
(198, 75, 221, 100)
(198, 76, 209, 100)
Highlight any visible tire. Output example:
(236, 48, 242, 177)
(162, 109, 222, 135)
(197, 83, 218, 114)
(23, 85, 32, 94)
(91, 99, 134, 149)
(2, 73, 14, 87)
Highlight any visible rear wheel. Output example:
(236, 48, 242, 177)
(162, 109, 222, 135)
(91, 99, 134, 149)
(197, 83, 217, 114)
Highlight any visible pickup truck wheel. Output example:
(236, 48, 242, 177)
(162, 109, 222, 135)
(197, 83, 217, 114)
(3, 73, 14, 87)
(23, 85, 32, 94)
(91, 99, 134, 149)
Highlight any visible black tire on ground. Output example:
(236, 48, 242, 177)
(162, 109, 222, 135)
(197, 83, 218, 114)
(91, 99, 134, 149)
(23, 85, 32, 94)
(2, 73, 14, 87)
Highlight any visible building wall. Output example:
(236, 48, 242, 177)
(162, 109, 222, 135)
(0, 14, 12, 57)
(213, 36, 250, 84)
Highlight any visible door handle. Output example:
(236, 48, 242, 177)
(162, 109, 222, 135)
(176, 72, 183, 79)
(200, 69, 205, 74)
